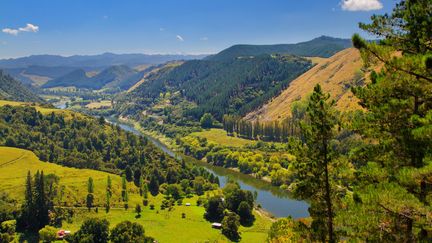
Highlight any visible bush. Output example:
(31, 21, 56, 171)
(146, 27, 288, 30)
(110, 221, 145, 243)
(1, 220, 16, 235)
(69, 218, 109, 243)
(39, 225, 57, 243)
(222, 212, 240, 241)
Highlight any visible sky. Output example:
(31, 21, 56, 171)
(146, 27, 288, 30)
(0, 0, 395, 59)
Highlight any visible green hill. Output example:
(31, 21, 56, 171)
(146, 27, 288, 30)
(208, 36, 352, 61)
(93, 65, 137, 89)
(41, 69, 89, 88)
(42, 65, 139, 90)
(118, 54, 313, 120)
(0, 70, 44, 102)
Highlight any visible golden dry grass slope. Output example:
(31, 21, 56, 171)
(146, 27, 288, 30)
(245, 48, 363, 121)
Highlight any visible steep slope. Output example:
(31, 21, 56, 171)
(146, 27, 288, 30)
(245, 48, 364, 121)
(208, 36, 352, 61)
(0, 70, 44, 102)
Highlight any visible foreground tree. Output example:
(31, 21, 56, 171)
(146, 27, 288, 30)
(338, 0, 432, 241)
(292, 84, 338, 242)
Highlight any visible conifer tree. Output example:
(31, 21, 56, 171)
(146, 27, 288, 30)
(293, 84, 337, 242)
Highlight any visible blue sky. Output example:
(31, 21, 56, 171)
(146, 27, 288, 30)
(0, 0, 394, 58)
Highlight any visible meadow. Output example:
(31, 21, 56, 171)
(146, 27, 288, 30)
(0, 146, 271, 242)
(190, 129, 255, 148)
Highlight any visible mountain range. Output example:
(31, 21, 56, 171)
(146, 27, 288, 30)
(0, 53, 207, 69)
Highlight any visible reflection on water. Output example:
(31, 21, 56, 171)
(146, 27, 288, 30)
(107, 117, 310, 218)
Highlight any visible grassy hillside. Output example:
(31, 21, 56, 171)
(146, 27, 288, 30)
(0, 147, 124, 206)
(245, 48, 364, 121)
(0, 70, 44, 103)
(208, 36, 352, 61)
(0, 146, 272, 242)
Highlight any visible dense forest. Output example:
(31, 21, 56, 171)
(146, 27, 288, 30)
(0, 105, 220, 191)
(0, 71, 44, 102)
(118, 54, 312, 120)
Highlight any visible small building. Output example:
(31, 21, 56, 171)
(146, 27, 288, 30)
(57, 230, 71, 239)
(185, 203, 191, 206)
(211, 223, 222, 229)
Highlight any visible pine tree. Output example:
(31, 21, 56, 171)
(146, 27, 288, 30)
(340, 1, 432, 241)
(34, 171, 49, 230)
(88, 177, 94, 194)
(293, 84, 337, 242)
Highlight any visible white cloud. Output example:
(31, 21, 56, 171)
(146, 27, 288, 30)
(200, 37, 209, 41)
(19, 23, 39, 33)
(176, 35, 184, 41)
(2, 28, 19, 36)
(2, 23, 39, 36)
(341, 0, 383, 11)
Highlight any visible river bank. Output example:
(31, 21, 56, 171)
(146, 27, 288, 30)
(107, 116, 309, 219)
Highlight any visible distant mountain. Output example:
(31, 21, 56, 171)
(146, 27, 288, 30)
(42, 65, 140, 90)
(42, 69, 89, 88)
(0, 53, 207, 69)
(0, 70, 44, 102)
(207, 36, 352, 61)
(91, 65, 137, 89)
(4, 66, 79, 86)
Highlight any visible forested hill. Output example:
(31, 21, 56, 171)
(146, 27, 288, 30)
(0, 70, 44, 102)
(42, 65, 139, 90)
(117, 54, 313, 120)
(207, 36, 352, 61)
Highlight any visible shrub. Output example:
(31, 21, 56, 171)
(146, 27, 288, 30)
(39, 225, 57, 243)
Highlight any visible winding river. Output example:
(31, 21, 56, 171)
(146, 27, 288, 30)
(111, 120, 310, 219)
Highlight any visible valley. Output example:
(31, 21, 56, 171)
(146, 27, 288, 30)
(0, 1, 431, 241)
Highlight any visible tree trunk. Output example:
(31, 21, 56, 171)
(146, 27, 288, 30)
(323, 140, 335, 243)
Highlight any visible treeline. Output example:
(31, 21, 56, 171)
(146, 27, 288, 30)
(223, 115, 303, 142)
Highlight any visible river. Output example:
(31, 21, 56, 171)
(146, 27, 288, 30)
(110, 119, 309, 219)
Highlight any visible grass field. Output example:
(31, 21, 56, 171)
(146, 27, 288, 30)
(0, 147, 271, 242)
(85, 100, 112, 109)
(190, 129, 255, 148)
